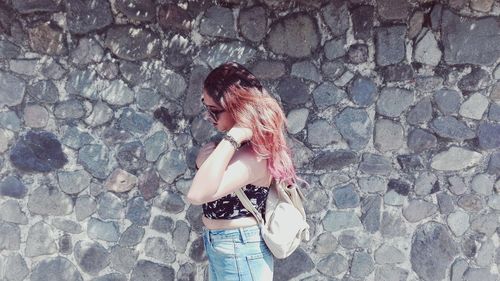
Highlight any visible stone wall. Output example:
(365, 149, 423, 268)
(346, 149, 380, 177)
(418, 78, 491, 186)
(0, 0, 499, 280)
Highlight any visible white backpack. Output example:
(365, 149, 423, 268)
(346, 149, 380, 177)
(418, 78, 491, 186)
(235, 178, 310, 259)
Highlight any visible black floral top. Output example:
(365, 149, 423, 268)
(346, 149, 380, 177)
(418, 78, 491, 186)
(202, 184, 269, 219)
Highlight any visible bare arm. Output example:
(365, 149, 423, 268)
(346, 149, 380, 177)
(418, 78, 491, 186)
(187, 128, 266, 205)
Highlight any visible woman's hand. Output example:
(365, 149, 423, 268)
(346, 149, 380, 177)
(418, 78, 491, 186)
(227, 126, 253, 144)
(195, 141, 216, 168)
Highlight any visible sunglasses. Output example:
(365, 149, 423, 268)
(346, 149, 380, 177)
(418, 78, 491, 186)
(201, 98, 225, 121)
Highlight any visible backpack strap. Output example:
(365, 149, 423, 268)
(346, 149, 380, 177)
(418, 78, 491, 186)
(234, 188, 265, 225)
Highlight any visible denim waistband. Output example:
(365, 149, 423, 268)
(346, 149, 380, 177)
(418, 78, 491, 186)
(203, 225, 262, 243)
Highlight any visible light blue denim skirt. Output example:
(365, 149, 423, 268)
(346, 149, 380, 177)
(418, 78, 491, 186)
(203, 225, 274, 281)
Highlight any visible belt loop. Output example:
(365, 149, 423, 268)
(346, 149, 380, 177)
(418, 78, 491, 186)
(239, 227, 247, 244)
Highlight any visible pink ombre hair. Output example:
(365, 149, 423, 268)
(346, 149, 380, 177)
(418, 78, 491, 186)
(204, 62, 301, 186)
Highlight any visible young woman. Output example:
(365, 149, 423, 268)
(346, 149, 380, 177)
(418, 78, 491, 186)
(187, 62, 301, 281)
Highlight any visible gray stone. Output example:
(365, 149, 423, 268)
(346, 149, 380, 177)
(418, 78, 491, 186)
(110, 245, 138, 274)
(71, 38, 104, 65)
(158, 3, 193, 34)
(119, 225, 145, 247)
(375, 244, 405, 264)
(347, 43, 369, 64)
(286, 108, 309, 134)
(322, 1, 349, 36)
(376, 87, 414, 117)
(335, 107, 372, 150)
(266, 13, 319, 58)
(407, 128, 437, 153)
(78, 144, 111, 179)
(28, 24, 66, 55)
(458, 194, 485, 212)
(239, 6, 267, 42)
(451, 258, 468, 281)
(312, 150, 358, 171)
(53, 99, 86, 120)
(471, 173, 495, 195)
(277, 77, 309, 105)
(0, 222, 20, 251)
(358, 176, 386, 194)
(430, 116, 475, 141)
(307, 119, 341, 147)
(377, 0, 409, 20)
(375, 265, 408, 281)
(313, 232, 338, 255)
(360, 195, 382, 233)
(325, 38, 346, 60)
(137, 169, 160, 201)
(136, 88, 161, 111)
(118, 108, 153, 135)
(409, 11, 424, 39)
(173, 220, 190, 253)
(348, 76, 377, 107)
(488, 102, 500, 122)
(66, 0, 113, 34)
(291, 61, 321, 82)
(381, 211, 407, 238)
(403, 200, 438, 223)
(414, 30, 442, 66)
(101, 80, 134, 106)
(416, 76, 444, 92)
(448, 176, 467, 195)
(381, 64, 415, 82)
(105, 26, 160, 61)
(91, 273, 127, 281)
(463, 268, 497, 281)
(144, 132, 167, 163)
(156, 149, 187, 184)
(0, 39, 20, 58)
(200, 41, 256, 68)
(407, 97, 432, 125)
(323, 210, 362, 232)
(431, 147, 482, 171)
(145, 237, 176, 263)
(460, 93, 489, 120)
(359, 153, 393, 175)
(333, 183, 360, 209)
(414, 172, 438, 196)
(312, 82, 346, 108)
(65, 69, 102, 100)
(476, 239, 495, 267)
(10, 59, 38, 76)
(189, 236, 206, 262)
(375, 26, 406, 66)
(334, 70, 354, 87)
(304, 187, 329, 214)
(384, 190, 405, 206)
(116, 141, 146, 173)
(478, 122, 500, 149)
(31, 257, 83, 281)
(115, 0, 155, 21)
(274, 249, 314, 280)
(397, 155, 425, 174)
(59, 233, 73, 254)
(126, 196, 150, 226)
(62, 127, 95, 150)
(0, 71, 25, 107)
(97, 192, 124, 220)
(434, 89, 461, 115)
(317, 253, 348, 277)
(0, 200, 27, 224)
(3, 253, 28, 281)
(26, 221, 57, 257)
(200, 6, 237, 38)
(85, 101, 113, 127)
(350, 251, 374, 278)
(51, 218, 82, 234)
(321, 60, 345, 81)
(442, 9, 500, 65)
(0, 111, 21, 131)
(410, 222, 460, 281)
(57, 170, 91, 195)
(351, 5, 374, 41)
(487, 151, 500, 175)
(28, 185, 73, 216)
(446, 210, 470, 236)
(131, 260, 175, 281)
(151, 215, 174, 234)
(488, 194, 500, 210)
(251, 60, 286, 80)
(27, 80, 59, 104)
(470, 213, 498, 237)
(74, 240, 110, 275)
(75, 195, 97, 221)
(87, 218, 120, 242)
(23, 104, 49, 128)
(41, 59, 67, 80)
(374, 119, 404, 152)
(0, 175, 27, 199)
(0, 128, 13, 153)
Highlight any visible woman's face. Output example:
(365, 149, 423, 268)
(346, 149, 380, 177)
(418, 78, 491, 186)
(201, 90, 235, 132)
